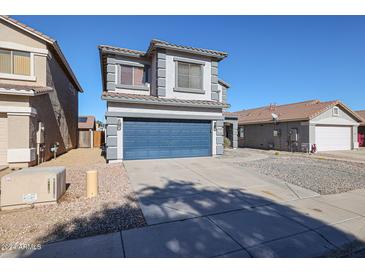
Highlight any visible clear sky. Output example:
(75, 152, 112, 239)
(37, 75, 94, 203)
(13, 16, 365, 121)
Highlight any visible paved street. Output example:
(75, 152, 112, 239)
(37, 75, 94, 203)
(3, 154, 365, 258)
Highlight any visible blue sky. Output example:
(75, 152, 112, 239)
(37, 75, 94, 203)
(14, 16, 365, 121)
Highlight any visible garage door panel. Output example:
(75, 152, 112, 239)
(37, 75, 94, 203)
(123, 118, 212, 160)
(315, 126, 351, 152)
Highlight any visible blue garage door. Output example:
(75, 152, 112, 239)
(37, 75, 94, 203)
(123, 118, 212, 160)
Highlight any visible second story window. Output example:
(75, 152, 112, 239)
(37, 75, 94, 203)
(120, 65, 146, 86)
(0, 49, 31, 76)
(176, 61, 203, 91)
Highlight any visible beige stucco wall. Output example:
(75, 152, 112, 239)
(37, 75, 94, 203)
(7, 115, 30, 149)
(0, 19, 79, 165)
(0, 94, 29, 107)
(0, 20, 48, 87)
(29, 51, 79, 161)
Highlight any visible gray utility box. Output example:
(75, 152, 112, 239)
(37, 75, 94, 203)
(0, 166, 66, 210)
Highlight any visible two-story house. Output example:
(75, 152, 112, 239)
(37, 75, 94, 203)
(0, 16, 83, 168)
(99, 39, 237, 161)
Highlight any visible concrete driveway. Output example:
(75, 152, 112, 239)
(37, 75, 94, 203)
(119, 156, 365, 257)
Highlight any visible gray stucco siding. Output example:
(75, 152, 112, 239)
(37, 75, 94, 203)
(106, 136, 117, 147)
(106, 124, 117, 136)
(106, 147, 117, 160)
(156, 49, 167, 97)
(240, 121, 310, 151)
(211, 61, 219, 101)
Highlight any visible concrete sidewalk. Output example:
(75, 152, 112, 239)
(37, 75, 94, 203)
(4, 189, 365, 258)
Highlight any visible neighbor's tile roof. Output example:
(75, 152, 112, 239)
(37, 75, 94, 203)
(229, 100, 362, 124)
(102, 91, 229, 108)
(0, 16, 83, 92)
(99, 39, 228, 60)
(356, 110, 365, 126)
(0, 83, 53, 95)
(78, 116, 96, 129)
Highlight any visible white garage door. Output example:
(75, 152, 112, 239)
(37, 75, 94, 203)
(315, 126, 352, 152)
(0, 113, 8, 165)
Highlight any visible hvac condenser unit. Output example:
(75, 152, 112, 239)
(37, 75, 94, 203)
(0, 166, 66, 210)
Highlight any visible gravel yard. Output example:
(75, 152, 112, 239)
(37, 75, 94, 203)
(0, 149, 145, 250)
(238, 153, 365, 195)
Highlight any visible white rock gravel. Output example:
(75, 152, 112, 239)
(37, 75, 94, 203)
(238, 155, 365, 195)
(0, 149, 145, 250)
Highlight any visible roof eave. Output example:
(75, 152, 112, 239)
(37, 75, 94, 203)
(53, 42, 83, 92)
(146, 43, 227, 60)
(238, 118, 310, 125)
(99, 46, 146, 58)
(102, 95, 229, 109)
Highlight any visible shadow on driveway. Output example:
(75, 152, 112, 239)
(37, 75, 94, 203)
(10, 178, 365, 258)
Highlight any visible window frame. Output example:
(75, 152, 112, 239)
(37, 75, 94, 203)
(174, 60, 204, 94)
(116, 63, 149, 91)
(0, 48, 35, 81)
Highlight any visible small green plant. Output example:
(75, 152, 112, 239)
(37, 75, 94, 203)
(274, 152, 280, 156)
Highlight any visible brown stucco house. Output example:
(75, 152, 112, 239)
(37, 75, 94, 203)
(230, 100, 363, 152)
(0, 16, 83, 167)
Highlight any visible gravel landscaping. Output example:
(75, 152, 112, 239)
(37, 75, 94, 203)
(0, 149, 146, 251)
(239, 154, 365, 195)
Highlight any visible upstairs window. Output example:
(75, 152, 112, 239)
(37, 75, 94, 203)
(176, 62, 202, 90)
(0, 49, 31, 76)
(119, 65, 147, 86)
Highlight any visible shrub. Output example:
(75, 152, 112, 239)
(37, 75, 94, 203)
(224, 137, 232, 148)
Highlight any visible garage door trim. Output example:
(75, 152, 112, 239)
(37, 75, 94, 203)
(123, 118, 212, 160)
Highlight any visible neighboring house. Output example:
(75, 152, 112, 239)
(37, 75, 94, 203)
(78, 116, 96, 148)
(230, 100, 362, 152)
(355, 110, 365, 147)
(99, 39, 237, 161)
(0, 16, 82, 167)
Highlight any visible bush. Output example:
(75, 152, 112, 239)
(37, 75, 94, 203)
(224, 137, 232, 148)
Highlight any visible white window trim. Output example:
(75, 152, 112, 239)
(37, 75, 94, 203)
(0, 41, 48, 56)
(333, 106, 340, 117)
(0, 49, 36, 81)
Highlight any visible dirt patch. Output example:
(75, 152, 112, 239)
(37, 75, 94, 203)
(0, 149, 146, 250)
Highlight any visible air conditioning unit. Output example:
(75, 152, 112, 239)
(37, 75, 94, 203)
(1, 166, 66, 210)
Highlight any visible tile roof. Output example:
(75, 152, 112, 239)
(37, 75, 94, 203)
(0, 83, 53, 95)
(229, 100, 362, 124)
(102, 91, 229, 108)
(0, 16, 83, 92)
(147, 39, 228, 59)
(98, 45, 146, 57)
(356, 110, 365, 126)
(99, 39, 228, 60)
(78, 116, 96, 129)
